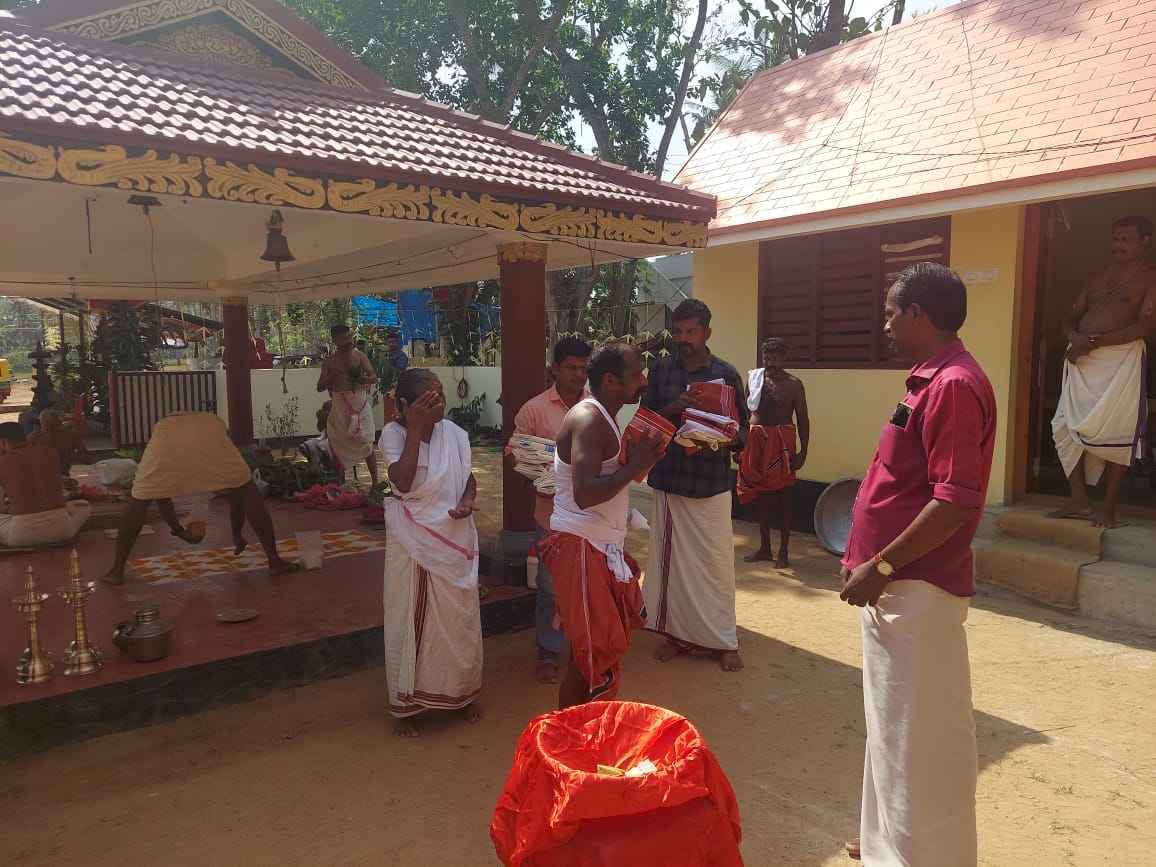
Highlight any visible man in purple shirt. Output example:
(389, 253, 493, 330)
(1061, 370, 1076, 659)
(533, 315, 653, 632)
(840, 263, 996, 866)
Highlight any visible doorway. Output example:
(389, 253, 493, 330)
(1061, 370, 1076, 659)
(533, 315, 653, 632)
(1021, 187, 1156, 510)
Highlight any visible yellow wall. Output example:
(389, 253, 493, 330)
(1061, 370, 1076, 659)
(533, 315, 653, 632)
(695, 205, 1025, 505)
(952, 206, 1025, 504)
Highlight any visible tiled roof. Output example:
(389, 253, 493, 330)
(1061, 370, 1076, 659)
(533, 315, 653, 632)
(675, 0, 1156, 234)
(0, 23, 713, 220)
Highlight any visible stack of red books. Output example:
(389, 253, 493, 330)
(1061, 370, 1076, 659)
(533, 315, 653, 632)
(618, 407, 676, 482)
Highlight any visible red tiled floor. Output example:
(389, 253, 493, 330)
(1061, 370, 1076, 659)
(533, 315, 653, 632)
(0, 496, 527, 711)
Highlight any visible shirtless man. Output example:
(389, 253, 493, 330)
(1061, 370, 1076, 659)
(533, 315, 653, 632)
(317, 324, 380, 486)
(739, 337, 810, 567)
(1048, 215, 1156, 529)
(0, 422, 91, 547)
(29, 408, 90, 473)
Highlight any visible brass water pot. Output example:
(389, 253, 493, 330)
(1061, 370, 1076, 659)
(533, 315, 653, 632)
(112, 605, 173, 663)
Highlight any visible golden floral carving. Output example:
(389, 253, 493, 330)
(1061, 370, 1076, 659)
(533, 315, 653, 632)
(144, 23, 282, 72)
(61, 0, 363, 89)
(519, 204, 597, 238)
(431, 190, 519, 231)
(327, 179, 431, 220)
(0, 134, 56, 180)
(56, 145, 203, 195)
(663, 220, 709, 248)
(598, 212, 664, 245)
(203, 159, 325, 208)
(497, 242, 548, 265)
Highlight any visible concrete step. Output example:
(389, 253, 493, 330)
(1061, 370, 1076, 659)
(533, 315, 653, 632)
(1077, 561, 1156, 633)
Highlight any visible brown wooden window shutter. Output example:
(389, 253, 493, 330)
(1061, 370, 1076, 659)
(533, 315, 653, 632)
(758, 216, 951, 368)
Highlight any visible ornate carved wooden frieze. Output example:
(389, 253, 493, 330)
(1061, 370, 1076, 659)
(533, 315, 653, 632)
(0, 132, 708, 248)
(50, 0, 364, 89)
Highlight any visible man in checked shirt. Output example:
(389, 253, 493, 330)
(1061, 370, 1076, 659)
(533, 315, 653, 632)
(640, 299, 749, 673)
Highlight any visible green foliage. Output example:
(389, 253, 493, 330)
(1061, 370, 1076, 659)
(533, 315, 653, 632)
(244, 453, 336, 496)
(447, 392, 497, 444)
(436, 282, 500, 366)
(256, 397, 300, 456)
(114, 448, 145, 463)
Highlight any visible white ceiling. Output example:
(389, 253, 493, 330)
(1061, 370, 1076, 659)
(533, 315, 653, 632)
(0, 177, 682, 304)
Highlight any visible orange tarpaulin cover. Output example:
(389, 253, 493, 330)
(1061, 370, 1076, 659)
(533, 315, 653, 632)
(491, 701, 743, 866)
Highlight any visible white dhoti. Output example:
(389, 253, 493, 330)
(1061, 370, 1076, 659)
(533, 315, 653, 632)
(860, 579, 977, 867)
(1051, 340, 1147, 485)
(132, 412, 251, 499)
(643, 490, 738, 652)
(327, 390, 375, 473)
(0, 501, 91, 547)
(381, 420, 482, 718)
(382, 542, 483, 717)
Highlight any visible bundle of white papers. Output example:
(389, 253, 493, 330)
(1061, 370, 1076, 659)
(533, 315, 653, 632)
(508, 434, 557, 489)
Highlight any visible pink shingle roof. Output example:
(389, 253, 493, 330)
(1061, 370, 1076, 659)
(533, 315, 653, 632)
(0, 23, 713, 220)
(675, 0, 1156, 235)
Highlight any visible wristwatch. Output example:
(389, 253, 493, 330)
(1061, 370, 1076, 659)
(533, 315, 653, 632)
(872, 554, 895, 577)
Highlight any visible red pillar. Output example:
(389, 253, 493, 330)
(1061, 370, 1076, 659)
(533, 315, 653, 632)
(221, 297, 255, 446)
(490, 242, 547, 579)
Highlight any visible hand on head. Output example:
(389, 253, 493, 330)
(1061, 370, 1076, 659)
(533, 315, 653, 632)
(401, 387, 445, 432)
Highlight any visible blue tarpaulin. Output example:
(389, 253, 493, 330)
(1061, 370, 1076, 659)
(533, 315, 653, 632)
(351, 291, 438, 348)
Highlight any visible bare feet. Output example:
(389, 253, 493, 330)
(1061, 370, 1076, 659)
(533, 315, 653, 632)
(845, 837, 861, 860)
(393, 718, 419, 738)
(743, 548, 775, 563)
(536, 661, 558, 684)
(232, 535, 248, 556)
(462, 702, 483, 723)
(1091, 505, 1126, 529)
(1046, 499, 1093, 520)
(268, 559, 299, 577)
(720, 650, 744, 672)
(174, 527, 204, 545)
(654, 640, 683, 662)
(99, 570, 125, 586)
(775, 554, 790, 569)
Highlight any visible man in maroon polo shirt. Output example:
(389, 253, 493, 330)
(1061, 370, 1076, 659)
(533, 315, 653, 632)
(839, 262, 996, 866)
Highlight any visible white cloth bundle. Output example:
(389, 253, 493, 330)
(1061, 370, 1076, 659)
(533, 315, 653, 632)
(508, 434, 557, 487)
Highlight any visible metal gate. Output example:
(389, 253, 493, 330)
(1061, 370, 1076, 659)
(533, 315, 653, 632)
(109, 371, 218, 447)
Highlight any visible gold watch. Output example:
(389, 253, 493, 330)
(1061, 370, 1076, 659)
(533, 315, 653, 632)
(872, 554, 895, 577)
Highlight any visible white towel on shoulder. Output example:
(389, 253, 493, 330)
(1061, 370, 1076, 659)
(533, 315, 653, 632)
(746, 368, 764, 413)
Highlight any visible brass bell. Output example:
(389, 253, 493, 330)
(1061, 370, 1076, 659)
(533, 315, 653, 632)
(260, 210, 295, 265)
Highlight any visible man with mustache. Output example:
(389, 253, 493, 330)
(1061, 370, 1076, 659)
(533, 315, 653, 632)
(539, 341, 664, 708)
(1048, 215, 1155, 529)
(641, 299, 749, 673)
(839, 262, 995, 865)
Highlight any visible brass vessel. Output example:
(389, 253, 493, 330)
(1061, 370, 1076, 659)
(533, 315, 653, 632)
(113, 605, 173, 662)
(57, 550, 102, 676)
(14, 565, 53, 684)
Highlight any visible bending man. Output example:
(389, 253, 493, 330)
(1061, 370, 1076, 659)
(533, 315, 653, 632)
(1049, 215, 1155, 529)
(380, 369, 483, 737)
(102, 412, 297, 584)
(541, 341, 664, 708)
(317, 323, 379, 485)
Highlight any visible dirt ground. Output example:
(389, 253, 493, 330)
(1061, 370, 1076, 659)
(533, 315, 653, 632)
(2, 475, 1154, 865)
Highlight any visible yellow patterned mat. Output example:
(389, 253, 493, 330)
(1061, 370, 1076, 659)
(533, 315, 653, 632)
(127, 530, 384, 584)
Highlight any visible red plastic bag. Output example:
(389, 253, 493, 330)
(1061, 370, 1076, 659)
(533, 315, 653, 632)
(492, 701, 743, 866)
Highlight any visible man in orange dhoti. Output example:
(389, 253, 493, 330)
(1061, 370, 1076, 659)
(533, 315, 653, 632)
(540, 341, 664, 708)
(738, 338, 809, 568)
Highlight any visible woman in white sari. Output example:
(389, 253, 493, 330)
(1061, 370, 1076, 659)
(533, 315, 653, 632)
(380, 369, 483, 737)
